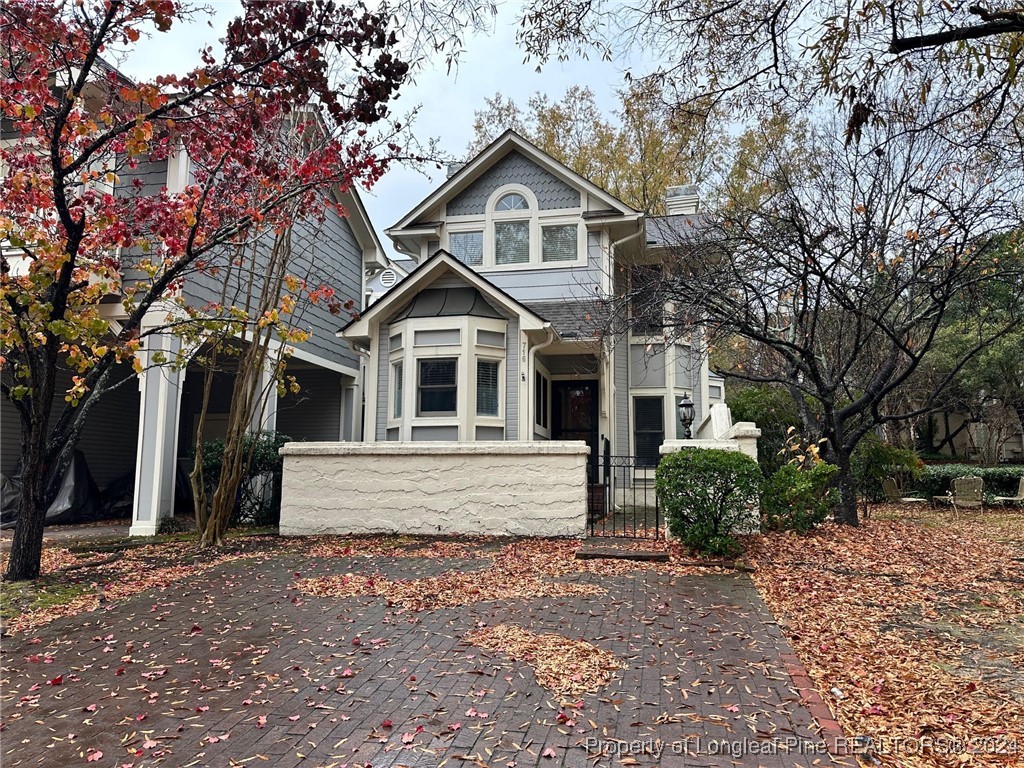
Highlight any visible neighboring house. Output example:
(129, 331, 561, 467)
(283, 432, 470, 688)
(921, 409, 1024, 463)
(708, 372, 727, 408)
(364, 257, 411, 306)
(339, 131, 716, 474)
(1, 143, 385, 535)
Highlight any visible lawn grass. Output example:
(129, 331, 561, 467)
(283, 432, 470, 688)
(0, 579, 95, 621)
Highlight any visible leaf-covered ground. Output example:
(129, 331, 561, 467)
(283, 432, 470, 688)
(1, 531, 844, 767)
(747, 504, 1024, 768)
(0, 534, 282, 635)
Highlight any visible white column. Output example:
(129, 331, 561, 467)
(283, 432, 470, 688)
(250, 362, 278, 434)
(130, 330, 185, 537)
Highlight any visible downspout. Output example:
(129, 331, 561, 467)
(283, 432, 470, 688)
(607, 221, 644, 453)
(527, 324, 556, 441)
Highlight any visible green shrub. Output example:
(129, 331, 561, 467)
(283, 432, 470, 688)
(193, 431, 292, 527)
(656, 448, 761, 557)
(909, 464, 1024, 501)
(761, 462, 839, 533)
(852, 435, 923, 502)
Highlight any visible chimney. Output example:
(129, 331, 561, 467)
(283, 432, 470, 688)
(446, 162, 465, 178)
(665, 184, 700, 215)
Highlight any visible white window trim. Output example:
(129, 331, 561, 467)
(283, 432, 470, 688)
(443, 184, 587, 271)
(474, 356, 504, 421)
(533, 363, 551, 438)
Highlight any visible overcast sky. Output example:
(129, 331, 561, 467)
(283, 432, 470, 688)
(118, 1, 649, 262)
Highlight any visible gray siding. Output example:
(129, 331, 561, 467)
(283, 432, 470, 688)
(342, 386, 354, 441)
(505, 319, 519, 439)
(1, 392, 20, 477)
(118, 157, 168, 198)
(181, 201, 362, 371)
(613, 337, 629, 455)
(691, 345, 705, 427)
(275, 368, 343, 442)
(446, 151, 580, 216)
(480, 231, 602, 302)
(613, 262, 630, 454)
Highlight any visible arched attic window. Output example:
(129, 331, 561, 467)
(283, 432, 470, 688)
(495, 192, 529, 212)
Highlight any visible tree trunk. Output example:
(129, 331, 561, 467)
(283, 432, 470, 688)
(833, 452, 859, 526)
(5, 477, 49, 581)
(5, 417, 51, 581)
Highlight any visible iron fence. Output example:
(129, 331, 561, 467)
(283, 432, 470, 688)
(588, 438, 661, 538)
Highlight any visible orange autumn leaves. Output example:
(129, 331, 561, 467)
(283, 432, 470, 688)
(748, 508, 1024, 768)
(466, 624, 626, 699)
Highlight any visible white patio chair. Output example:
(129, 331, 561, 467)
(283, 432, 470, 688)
(993, 477, 1024, 507)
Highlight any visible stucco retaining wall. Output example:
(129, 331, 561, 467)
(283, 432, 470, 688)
(279, 442, 589, 537)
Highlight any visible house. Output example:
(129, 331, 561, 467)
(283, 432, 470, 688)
(339, 131, 719, 476)
(1, 141, 385, 535)
(364, 257, 411, 307)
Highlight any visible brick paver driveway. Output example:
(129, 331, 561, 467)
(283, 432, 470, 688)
(1, 543, 850, 767)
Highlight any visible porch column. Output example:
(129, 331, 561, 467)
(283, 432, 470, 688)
(130, 330, 185, 537)
(250, 362, 278, 434)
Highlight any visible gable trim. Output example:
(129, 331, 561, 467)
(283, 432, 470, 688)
(337, 249, 553, 340)
(387, 131, 639, 234)
(335, 186, 387, 270)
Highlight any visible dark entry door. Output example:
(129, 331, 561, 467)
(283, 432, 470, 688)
(551, 380, 599, 480)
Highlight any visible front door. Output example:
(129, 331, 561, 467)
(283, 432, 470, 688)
(551, 380, 599, 481)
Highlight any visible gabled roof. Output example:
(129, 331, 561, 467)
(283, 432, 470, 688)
(338, 249, 553, 341)
(387, 130, 640, 235)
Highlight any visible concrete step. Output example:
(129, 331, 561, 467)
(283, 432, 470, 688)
(575, 539, 669, 562)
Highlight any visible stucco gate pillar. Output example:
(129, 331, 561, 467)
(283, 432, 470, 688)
(129, 329, 185, 537)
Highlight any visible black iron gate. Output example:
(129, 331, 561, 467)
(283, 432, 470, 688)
(588, 438, 661, 538)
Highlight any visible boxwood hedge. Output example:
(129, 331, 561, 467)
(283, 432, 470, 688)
(907, 464, 1024, 500)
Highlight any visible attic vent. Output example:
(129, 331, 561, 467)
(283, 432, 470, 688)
(379, 269, 398, 288)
